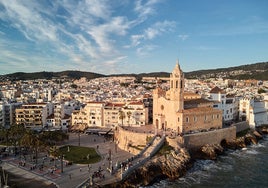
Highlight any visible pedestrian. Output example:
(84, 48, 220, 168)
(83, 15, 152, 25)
(80, 167, 82, 172)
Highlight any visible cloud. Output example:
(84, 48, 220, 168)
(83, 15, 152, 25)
(0, 0, 170, 74)
(130, 20, 176, 47)
(136, 44, 158, 57)
(0, 1, 58, 42)
(145, 20, 176, 39)
(134, 0, 163, 18)
(178, 34, 189, 41)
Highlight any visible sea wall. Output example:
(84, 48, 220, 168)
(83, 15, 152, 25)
(114, 126, 154, 153)
(183, 126, 236, 150)
(233, 121, 249, 133)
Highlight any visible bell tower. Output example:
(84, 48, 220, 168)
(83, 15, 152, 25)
(170, 60, 184, 112)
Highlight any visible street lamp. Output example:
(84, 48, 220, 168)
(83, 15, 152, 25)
(78, 131, 80, 146)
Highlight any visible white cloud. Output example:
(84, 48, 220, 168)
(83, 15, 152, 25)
(0, 0, 58, 42)
(131, 35, 144, 47)
(178, 34, 189, 41)
(134, 0, 163, 18)
(0, 0, 171, 74)
(136, 44, 157, 57)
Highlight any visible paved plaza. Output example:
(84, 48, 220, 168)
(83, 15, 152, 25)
(1, 132, 134, 188)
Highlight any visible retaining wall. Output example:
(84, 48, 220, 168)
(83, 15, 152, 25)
(183, 126, 236, 150)
(233, 121, 249, 133)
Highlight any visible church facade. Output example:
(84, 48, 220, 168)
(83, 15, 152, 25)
(153, 61, 222, 134)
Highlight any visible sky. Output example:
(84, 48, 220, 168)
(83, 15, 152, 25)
(0, 0, 268, 75)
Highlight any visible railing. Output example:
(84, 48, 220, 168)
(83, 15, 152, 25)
(121, 135, 166, 180)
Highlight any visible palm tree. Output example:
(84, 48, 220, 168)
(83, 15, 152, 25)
(9, 124, 25, 156)
(118, 111, 125, 126)
(0, 127, 9, 145)
(126, 111, 132, 126)
(21, 130, 43, 164)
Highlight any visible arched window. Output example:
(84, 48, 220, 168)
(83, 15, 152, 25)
(176, 81, 178, 88)
(178, 117, 180, 122)
(186, 117, 189, 123)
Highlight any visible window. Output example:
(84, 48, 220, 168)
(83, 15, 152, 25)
(178, 117, 180, 122)
(194, 116, 197, 122)
(186, 117, 189, 123)
(176, 81, 178, 88)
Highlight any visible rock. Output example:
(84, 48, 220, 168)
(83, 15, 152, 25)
(107, 148, 191, 187)
(253, 130, 263, 140)
(193, 144, 224, 160)
(245, 133, 258, 145)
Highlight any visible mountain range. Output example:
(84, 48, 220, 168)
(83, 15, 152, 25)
(1, 61, 268, 81)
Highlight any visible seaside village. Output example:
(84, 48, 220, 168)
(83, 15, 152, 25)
(0, 60, 268, 186)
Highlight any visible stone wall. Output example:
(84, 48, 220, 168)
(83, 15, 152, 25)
(114, 126, 154, 152)
(183, 126, 236, 150)
(233, 121, 249, 133)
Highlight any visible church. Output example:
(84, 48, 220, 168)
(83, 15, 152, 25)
(153, 60, 223, 134)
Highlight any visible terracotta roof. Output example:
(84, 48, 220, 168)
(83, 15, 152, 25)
(182, 107, 221, 113)
(209, 86, 226, 94)
(105, 103, 125, 107)
(129, 101, 143, 105)
(184, 98, 212, 105)
(87, 101, 105, 104)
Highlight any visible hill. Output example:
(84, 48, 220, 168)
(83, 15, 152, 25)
(4, 71, 105, 81)
(185, 61, 268, 80)
(1, 61, 268, 81)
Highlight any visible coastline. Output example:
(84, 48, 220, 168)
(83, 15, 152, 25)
(103, 125, 268, 187)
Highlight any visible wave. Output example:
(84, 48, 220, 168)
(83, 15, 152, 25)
(245, 149, 259, 155)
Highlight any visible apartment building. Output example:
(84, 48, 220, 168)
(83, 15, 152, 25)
(122, 101, 148, 126)
(0, 102, 22, 128)
(239, 95, 268, 127)
(15, 103, 53, 128)
(208, 86, 238, 122)
(104, 103, 124, 128)
(71, 101, 149, 129)
(72, 102, 105, 129)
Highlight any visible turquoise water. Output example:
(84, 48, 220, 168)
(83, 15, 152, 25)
(150, 136, 268, 188)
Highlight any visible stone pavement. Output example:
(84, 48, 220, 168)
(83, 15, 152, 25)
(1, 133, 134, 188)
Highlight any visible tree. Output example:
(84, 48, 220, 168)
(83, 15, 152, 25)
(126, 111, 132, 126)
(9, 124, 26, 155)
(118, 111, 125, 126)
(258, 88, 266, 94)
(21, 130, 44, 164)
(0, 127, 9, 145)
(40, 130, 69, 146)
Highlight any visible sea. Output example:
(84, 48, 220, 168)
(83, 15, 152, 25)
(148, 135, 268, 188)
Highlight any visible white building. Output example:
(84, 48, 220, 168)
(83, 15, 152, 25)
(209, 86, 238, 123)
(71, 101, 149, 129)
(239, 96, 268, 128)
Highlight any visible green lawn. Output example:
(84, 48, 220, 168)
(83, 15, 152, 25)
(59, 145, 101, 164)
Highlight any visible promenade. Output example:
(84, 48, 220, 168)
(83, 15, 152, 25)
(1, 133, 133, 188)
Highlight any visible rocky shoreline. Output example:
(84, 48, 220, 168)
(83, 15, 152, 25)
(103, 125, 268, 188)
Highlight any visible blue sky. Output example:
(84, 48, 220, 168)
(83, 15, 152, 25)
(0, 0, 268, 75)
